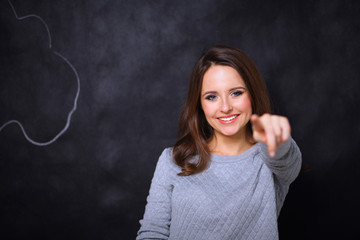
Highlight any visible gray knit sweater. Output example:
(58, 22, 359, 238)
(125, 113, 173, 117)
(137, 138, 302, 240)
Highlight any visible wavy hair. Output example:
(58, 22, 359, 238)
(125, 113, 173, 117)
(173, 45, 272, 176)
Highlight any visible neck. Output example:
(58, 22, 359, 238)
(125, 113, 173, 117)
(208, 130, 253, 156)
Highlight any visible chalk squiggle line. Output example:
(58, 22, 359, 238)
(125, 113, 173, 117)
(0, 0, 81, 146)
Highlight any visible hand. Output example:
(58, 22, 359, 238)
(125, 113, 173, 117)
(250, 114, 291, 158)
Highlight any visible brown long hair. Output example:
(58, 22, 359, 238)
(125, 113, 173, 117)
(173, 45, 272, 176)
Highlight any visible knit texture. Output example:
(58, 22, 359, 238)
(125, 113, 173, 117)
(137, 138, 301, 240)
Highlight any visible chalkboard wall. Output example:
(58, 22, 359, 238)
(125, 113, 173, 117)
(1, 0, 359, 239)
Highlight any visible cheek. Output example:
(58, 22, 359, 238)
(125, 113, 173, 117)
(234, 96, 252, 113)
(201, 100, 212, 117)
(201, 101, 216, 118)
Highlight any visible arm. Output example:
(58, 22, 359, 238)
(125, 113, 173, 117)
(136, 149, 173, 240)
(259, 137, 302, 185)
(251, 114, 302, 185)
(251, 114, 301, 214)
(258, 137, 302, 215)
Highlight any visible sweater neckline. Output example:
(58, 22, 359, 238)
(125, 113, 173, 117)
(210, 142, 260, 163)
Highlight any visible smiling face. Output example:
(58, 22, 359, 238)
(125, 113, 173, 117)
(200, 65, 252, 141)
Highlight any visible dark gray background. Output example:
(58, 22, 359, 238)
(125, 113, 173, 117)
(1, 0, 359, 239)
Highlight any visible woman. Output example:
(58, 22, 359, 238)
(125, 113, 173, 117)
(137, 45, 302, 240)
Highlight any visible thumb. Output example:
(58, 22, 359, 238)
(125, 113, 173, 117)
(250, 114, 262, 131)
(251, 114, 266, 143)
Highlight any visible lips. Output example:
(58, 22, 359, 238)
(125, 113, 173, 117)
(217, 114, 239, 124)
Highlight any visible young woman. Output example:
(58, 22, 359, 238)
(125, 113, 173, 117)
(137, 46, 302, 240)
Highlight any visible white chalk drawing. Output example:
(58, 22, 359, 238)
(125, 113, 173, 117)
(0, 0, 81, 146)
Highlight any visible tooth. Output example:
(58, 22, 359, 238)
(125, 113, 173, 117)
(220, 115, 237, 121)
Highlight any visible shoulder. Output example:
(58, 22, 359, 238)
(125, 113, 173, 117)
(158, 147, 174, 164)
(160, 147, 173, 158)
(156, 147, 181, 171)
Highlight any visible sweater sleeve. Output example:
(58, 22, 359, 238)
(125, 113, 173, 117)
(136, 148, 173, 240)
(259, 137, 302, 186)
(258, 137, 302, 215)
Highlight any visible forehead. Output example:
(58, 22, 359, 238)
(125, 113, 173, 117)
(201, 65, 245, 92)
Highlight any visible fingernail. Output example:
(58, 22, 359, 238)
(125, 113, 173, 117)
(270, 151, 275, 157)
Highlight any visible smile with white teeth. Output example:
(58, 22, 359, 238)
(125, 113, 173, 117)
(218, 115, 239, 121)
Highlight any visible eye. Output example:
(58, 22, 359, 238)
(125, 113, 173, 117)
(205, 95, 217, 101)
(231, 90, 244, 97)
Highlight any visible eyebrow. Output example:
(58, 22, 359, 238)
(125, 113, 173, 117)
(202, 86, 246, 97)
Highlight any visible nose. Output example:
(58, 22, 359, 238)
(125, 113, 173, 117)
(221, 97, 232, 113)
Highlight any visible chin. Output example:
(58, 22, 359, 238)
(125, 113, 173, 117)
(215, 124, 246, 137)
(218, 129, 242, 137)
